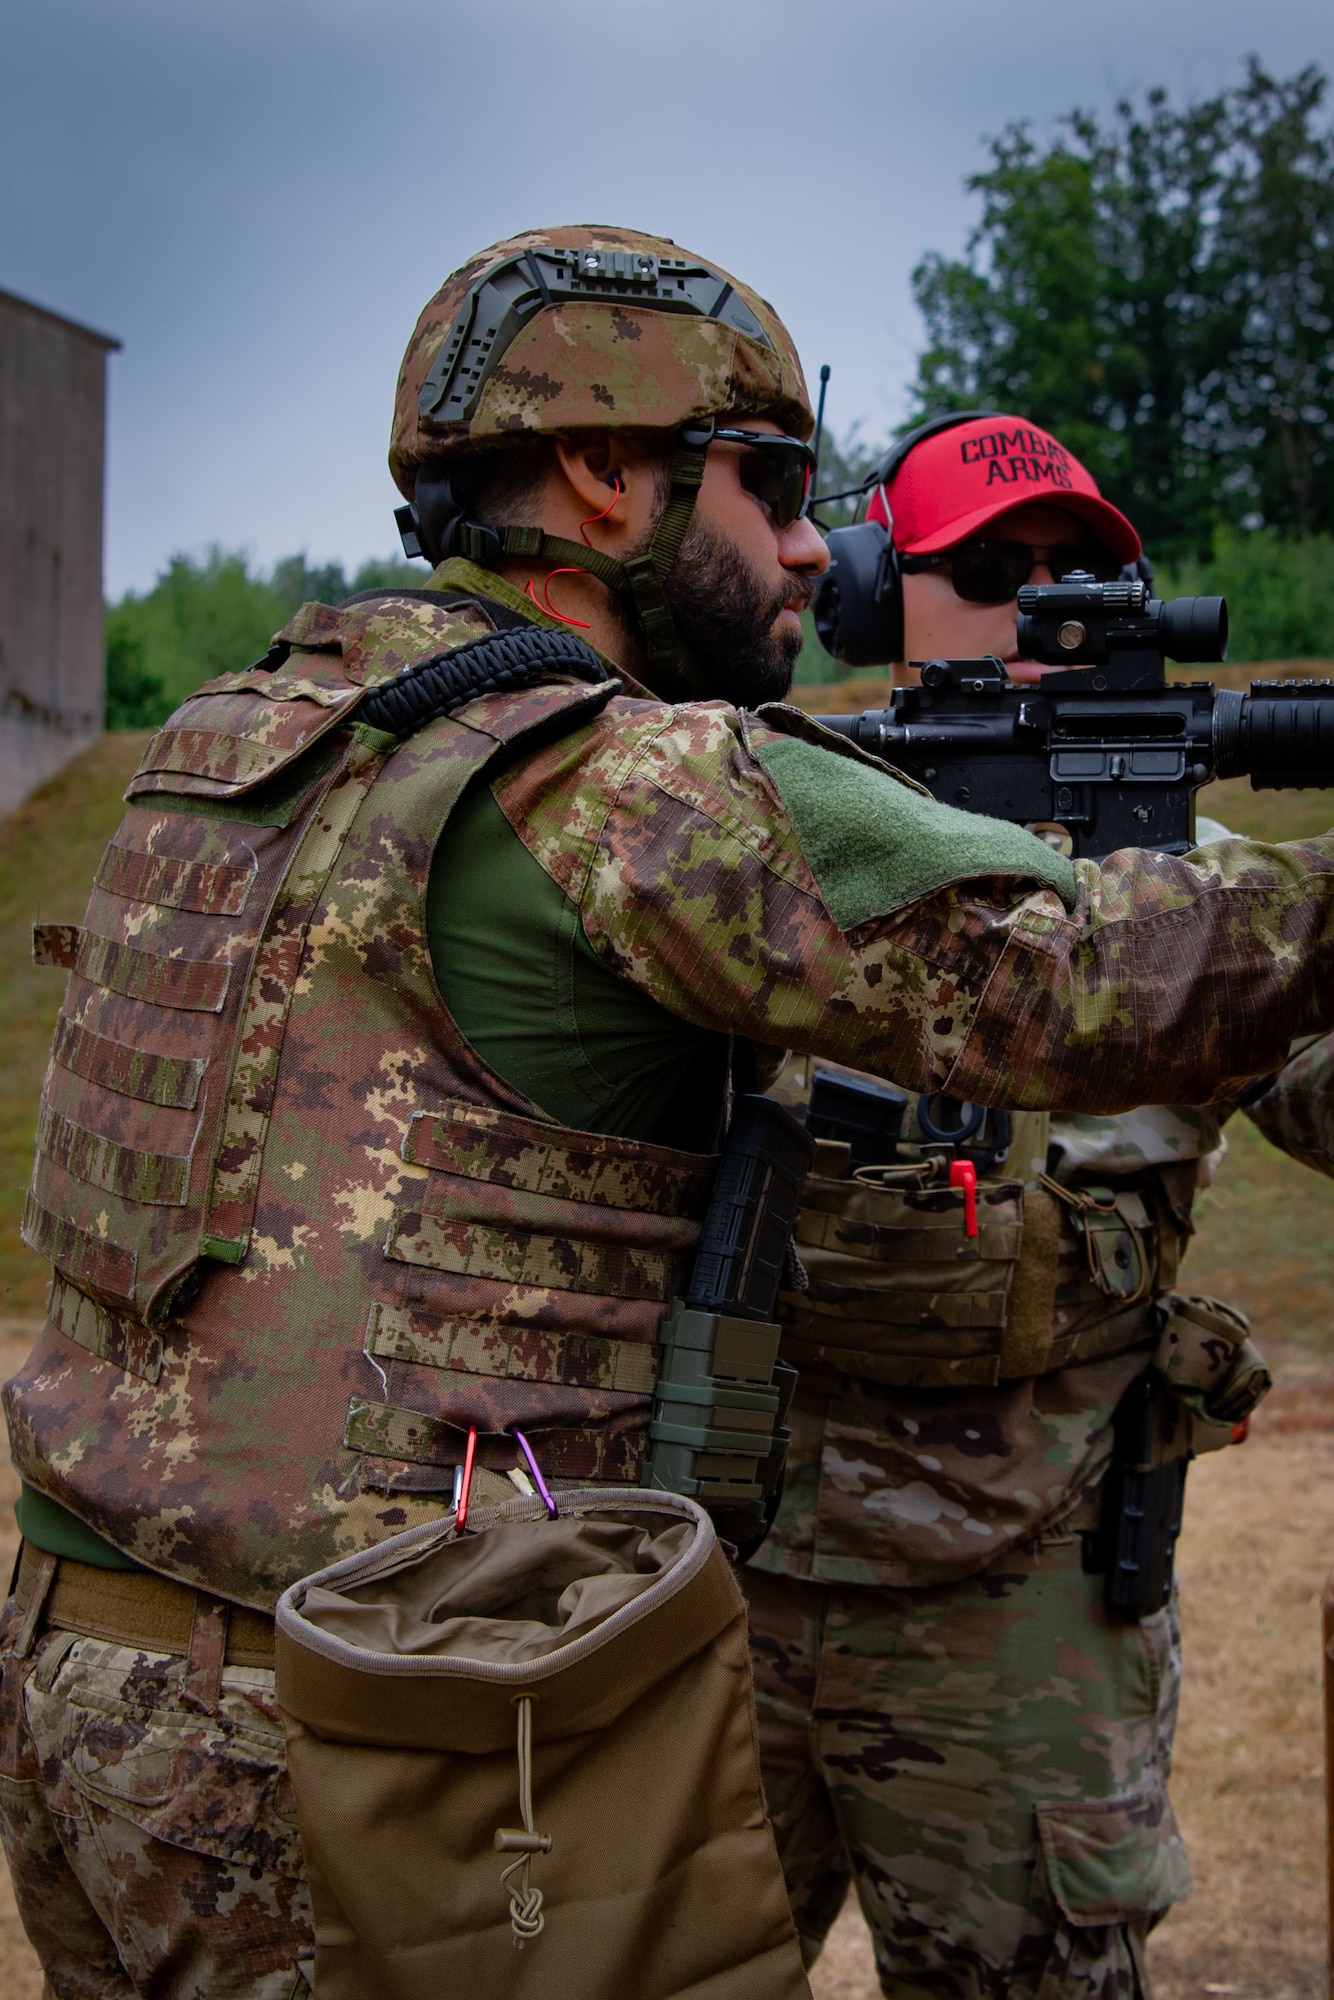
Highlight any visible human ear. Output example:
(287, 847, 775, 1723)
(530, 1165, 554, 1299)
(553, 434, 658, 542)
(554, 436, 623, 512)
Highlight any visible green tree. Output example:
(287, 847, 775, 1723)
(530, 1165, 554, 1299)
(103, 621, 170, 729)
(105, 550, 426, 728)
(909, 61, 1334, 557)
(1157, 527, 1334, 661)
(1211, 65, 1334, 535)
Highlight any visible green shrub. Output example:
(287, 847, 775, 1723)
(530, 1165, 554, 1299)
(1156, 528, 1334, 662)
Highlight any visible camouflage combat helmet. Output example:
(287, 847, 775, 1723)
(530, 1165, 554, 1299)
(390, 224, 813, 687)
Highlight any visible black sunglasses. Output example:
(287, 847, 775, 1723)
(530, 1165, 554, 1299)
(901, 537, 1123, 605)
(681, 423, 816, 528)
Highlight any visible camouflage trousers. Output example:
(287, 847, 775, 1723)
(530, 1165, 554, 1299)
(742, 1539, 1191, 2000)
(0, 1592, 312, 1999)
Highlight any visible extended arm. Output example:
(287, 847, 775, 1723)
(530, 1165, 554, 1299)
(494, 699, 1334, 1115)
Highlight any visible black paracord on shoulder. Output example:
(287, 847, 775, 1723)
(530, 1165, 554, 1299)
(358, 627, 612, 741)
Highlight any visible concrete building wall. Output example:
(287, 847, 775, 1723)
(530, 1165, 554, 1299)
(0, 288, 118, 815)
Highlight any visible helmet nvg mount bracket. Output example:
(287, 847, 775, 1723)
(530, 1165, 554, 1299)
(417, 246, 773, 432)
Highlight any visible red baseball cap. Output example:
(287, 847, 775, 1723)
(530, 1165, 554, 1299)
(866, 414, 1141, 561)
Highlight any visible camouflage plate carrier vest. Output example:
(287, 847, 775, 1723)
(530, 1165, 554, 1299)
(9, 593, 717, 1610)
(774, 1079, 1202, 1391)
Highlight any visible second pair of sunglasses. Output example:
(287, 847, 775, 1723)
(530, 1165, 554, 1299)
(681, 422, 815, 528)
(901, 538, 1123, 604)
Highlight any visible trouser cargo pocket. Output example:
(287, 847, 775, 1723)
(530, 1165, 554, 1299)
(1036, 1781, 1192, 1927)
(1, 1623, 312, 1998)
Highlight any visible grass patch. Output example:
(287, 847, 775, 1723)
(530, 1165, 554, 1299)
(1185, 1116, 1334, 1360)
(0, 734, 151, 1312)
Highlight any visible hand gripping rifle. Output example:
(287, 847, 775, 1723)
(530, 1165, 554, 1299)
(815, 574, 1334, 1614)
(815, 573, 1334, 862)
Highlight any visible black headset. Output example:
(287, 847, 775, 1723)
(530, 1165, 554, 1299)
(812, 410, 1002, 669)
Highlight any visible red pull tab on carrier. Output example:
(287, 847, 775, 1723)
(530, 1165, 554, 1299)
(949, 1158, 978, 1238)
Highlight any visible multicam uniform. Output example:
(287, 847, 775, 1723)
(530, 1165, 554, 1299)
(1244, 1029, 1334, 1176)
(744, 1087, 1267, 1998)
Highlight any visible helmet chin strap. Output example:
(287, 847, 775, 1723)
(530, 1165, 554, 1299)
(412, 434, 712, 699)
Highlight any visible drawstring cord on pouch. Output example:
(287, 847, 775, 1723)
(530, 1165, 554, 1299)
(494, 1694, 551, 1946)
(1038, 1173, 1153, 1305)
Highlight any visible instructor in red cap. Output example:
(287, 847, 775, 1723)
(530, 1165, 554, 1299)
(744, 414, 1263, 1995)
(868, 412, 1144, 679)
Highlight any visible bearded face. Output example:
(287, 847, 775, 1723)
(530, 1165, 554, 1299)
(659, 516, 816, 709)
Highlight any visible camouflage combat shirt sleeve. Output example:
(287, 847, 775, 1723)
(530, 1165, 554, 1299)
(491, 695, 1334, 1113)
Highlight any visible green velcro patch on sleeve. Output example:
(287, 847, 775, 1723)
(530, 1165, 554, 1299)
(756, 733, 1077, 931)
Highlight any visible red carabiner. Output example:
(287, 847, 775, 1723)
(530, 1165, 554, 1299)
(949, 1158, 978, 1238)
(455, 1425, 478, 1531)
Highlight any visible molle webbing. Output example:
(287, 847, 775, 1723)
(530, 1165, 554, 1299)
(401, 1103, 714, 1213)
(379, 1101, 710, 1306)
(47, 1274, 164, 1383)
(345, 1398, 646, 1485)
(21, 623, 622, 1328)
(23, 728, 391, 1324)
(12, 599, 719, 1600)
(779, 1169, 1164, 1389)
(365, 1305, 658, 1396)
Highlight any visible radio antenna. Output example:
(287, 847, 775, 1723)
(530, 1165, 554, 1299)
(811, 364, 830, 488)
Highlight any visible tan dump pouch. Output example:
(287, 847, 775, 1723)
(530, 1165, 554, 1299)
(274, 1488, 810, 2000)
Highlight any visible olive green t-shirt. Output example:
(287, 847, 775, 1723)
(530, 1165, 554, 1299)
(425, 778, 728, 1151)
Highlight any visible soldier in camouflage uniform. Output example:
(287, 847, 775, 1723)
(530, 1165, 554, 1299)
(744, 414, 1285, 1998)
(6, 235, 1334, 1997)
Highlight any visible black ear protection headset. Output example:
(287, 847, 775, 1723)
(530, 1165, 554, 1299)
(812, 410, 1001, 669)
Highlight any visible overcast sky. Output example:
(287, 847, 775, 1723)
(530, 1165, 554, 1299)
(4, 0, 1332, 597)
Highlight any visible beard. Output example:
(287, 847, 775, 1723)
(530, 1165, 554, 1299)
(657, 518, 815, 708)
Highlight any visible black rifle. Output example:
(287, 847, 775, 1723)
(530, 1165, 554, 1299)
(815, 573, 1334, 861)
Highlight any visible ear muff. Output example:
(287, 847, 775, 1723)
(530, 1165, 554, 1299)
(813, 518, 901, 668)
(812, 409, 1001, 668)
